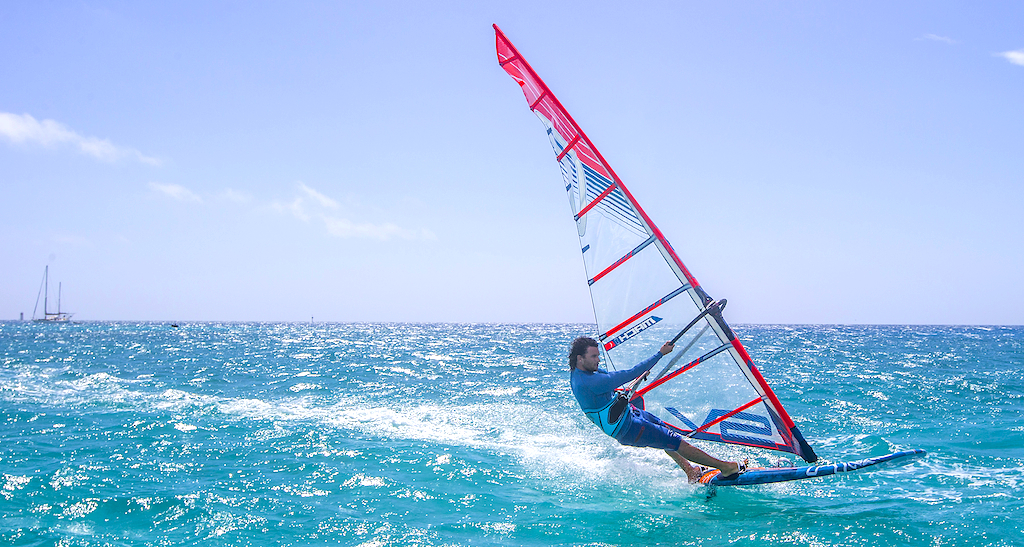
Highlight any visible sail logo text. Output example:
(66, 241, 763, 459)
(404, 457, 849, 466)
(604, 316, 662, 350)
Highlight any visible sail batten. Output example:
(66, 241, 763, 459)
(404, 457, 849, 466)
(573, 182, 618, 220)
(494, 24, 817, 463)
(556, 135, 581, 161)
(588, 235, 656, 285)
(601, 285, 691, 344)
(635, 341, 732, 397)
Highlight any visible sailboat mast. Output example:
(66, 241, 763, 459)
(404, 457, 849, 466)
(44, 266, 49, 315)
(58, 282, 62, 314)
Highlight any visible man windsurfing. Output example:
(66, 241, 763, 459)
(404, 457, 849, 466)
(569, 336, 743, 482)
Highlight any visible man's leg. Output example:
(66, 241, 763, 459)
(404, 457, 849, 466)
(625, 410, 740, 479)
(670, 440, 740, 476)
(664, 449, 704, 482)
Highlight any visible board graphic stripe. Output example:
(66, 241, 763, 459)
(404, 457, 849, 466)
(703, 449, 926, 487)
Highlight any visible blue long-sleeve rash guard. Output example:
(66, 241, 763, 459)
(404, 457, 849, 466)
(570, 352, 663, 440)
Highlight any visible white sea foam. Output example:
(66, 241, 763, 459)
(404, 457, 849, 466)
(49, 468, 88, 491)
(343, 474, 387, 488)
(62, 499, 99, 518)
(288, 383, 322, 392)
(2, 474, 31, 500)
(272, 483, 331, 497)
(0, 361, 702, 494)
(478, 387, 522, 396)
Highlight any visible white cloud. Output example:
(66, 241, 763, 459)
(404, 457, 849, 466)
(219, 188, 253, 204)
(298, 182, 338, 209)
(0, 112, 161, 165)
(919, 34, 956, 44)
(273, 182, 434, 241)
(149, 182, 202, 203)
(323, 216, 436, 241)
(273, 196, 310, 221)
(271, 182, 329, 222)
(996, 49, 1024, 66)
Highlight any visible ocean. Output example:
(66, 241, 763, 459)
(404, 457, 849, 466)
(1, 322, 1021, 546)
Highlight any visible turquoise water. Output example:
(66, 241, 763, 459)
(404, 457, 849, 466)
(1, 322, 1021, 546)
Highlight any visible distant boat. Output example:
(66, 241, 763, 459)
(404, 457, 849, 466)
(32, 266, 73, 322)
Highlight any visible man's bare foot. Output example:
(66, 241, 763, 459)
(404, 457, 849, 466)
(689, 465, 713, 483)
(684, 466, 702, 483)
(718, 461, 741, 477)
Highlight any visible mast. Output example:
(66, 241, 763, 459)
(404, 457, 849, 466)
(44, 266, 49, 316)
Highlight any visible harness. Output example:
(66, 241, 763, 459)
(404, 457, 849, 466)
(582, 392, 632, 438)
(580, 368, 651, 438)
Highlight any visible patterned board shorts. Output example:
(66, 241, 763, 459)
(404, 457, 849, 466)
(616, 407, 683, 451)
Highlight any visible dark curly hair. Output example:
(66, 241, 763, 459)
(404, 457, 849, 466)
(568, 336, 599, 370)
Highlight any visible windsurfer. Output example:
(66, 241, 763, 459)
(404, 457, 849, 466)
(568, 336, 742, 482)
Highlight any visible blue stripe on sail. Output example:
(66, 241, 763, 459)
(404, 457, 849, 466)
(588, 185, 635, 220)
(580, 165, 645, 234)
(559, 155, 580, 208)
(585, 187, 636, 223)
(552, 147, 645, 235)
(581, 245, 590, 253)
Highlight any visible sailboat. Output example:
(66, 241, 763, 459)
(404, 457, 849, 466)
(494, 25, 926, 484)
(32, 266, 73, 322)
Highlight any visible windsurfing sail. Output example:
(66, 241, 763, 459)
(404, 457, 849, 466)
(494, 24, 817, 463)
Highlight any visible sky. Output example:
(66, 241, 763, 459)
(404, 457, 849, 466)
(1, 1, 1022, 324)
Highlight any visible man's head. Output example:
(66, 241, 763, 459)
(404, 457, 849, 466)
(569, 336, 600, 372)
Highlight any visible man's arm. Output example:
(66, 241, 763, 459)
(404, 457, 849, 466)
(587, 352, 663, 393)
(586, 341, 675, 392)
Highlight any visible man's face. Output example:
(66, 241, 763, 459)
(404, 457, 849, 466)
(577, 346, 600, 372)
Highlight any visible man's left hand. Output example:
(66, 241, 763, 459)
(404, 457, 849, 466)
(660, 341, 675, 355)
